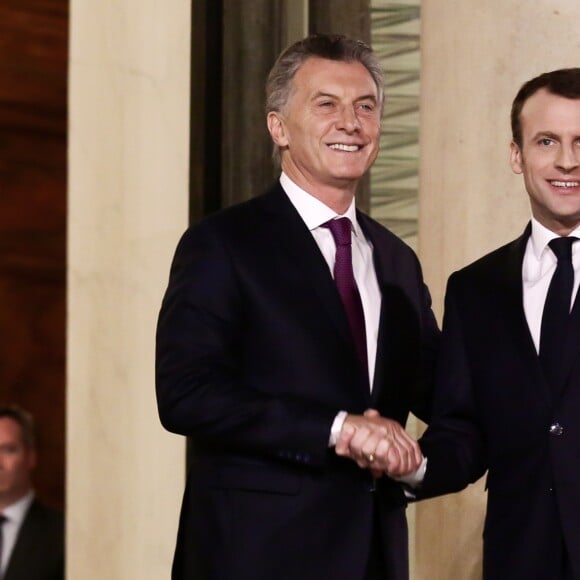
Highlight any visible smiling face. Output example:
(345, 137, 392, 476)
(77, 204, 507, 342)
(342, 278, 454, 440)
(510, 88, 580, 235)
(267, 57, 381, 210)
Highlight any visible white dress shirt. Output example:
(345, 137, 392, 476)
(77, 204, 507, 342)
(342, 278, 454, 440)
(280, 173, 382, 445)
(1, 491, 34, 575)
(280, 172, 382, 385)
(523, 217, 580, 352)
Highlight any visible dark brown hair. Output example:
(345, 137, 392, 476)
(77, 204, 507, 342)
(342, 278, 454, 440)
(0, 406, 36, 448)
(511, 68, 580, 147)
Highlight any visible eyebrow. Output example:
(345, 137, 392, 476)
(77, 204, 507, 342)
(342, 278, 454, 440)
(312, 91, 378, 103)
(530, 131, 560, 141)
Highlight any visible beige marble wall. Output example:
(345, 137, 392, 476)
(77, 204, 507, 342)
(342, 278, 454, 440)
(67, 1, 191, 578)
(416, 1, 580, 578)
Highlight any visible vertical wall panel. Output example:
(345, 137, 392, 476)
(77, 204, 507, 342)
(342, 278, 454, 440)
(0, 0, 68, 510)
(221, 0, 286, 207)
(68, 0, 190, 577)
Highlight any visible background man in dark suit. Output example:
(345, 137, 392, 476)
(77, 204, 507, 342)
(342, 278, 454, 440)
(156, 33, 439, 580)
(395, 68, 580, 579)
(0, 406, 64, 580)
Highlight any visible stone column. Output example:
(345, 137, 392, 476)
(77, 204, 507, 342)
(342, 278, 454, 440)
(221, 0, 288, 207)
(67, 1, 191, 578)
(416, 1, 580, 578)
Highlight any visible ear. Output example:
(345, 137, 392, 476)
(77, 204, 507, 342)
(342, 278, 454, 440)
(267, 111, 289, 147)
(510, 141, 523, 174)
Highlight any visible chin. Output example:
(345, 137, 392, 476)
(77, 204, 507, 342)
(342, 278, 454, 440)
(332, 169, 367, 181)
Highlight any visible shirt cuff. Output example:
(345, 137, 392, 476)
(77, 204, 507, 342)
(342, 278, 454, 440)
(394, 456, 428, 487)
(328, 411, 348, 447)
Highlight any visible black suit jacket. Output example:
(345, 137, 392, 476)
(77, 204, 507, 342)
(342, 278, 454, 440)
(5, 499, 64, 580)
(418, 224, 580, 579)
(156, 183, 440, 580)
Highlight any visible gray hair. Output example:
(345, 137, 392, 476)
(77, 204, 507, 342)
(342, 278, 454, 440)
(266, 34, 384, 165)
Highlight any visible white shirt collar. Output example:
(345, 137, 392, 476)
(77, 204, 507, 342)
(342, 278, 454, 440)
(2, 490, 34, 526)
(529, 217, 580, 261)
(279, 172, 363, 238)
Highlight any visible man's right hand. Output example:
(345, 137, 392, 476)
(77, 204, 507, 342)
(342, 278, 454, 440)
(335, 409, 423, 477)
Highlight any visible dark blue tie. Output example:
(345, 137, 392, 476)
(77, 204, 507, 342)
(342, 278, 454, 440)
(539, 236, 578, 388)
(325, 218, 369, 383)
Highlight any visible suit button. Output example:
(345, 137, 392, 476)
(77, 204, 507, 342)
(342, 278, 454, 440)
(549, 423, 564, 436)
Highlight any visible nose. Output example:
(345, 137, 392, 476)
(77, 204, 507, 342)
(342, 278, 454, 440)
(555, 144, 580, 172)
(337, 105, 361, 133)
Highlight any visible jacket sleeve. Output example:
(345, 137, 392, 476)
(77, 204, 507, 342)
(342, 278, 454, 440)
(416, 273, 487, 498)
(155, 223, 337, 466)
(410, 264, 441, 424)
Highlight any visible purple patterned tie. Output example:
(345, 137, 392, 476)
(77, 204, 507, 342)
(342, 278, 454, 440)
(325, 218, 369, 383)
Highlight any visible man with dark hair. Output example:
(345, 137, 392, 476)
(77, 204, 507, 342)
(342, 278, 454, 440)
(156, 33, 439, 580)
(400, 68, 580, 579)
(0, 406, 64, 580)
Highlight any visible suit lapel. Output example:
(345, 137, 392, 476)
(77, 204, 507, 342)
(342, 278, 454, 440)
(258, 184, 353, 346)
(358, 215, 386, 400)
(356, 212, 400, 403)
(498, 225, 556, 403)
(501, 227, 536, 348)
(5, 500, 40, 580)
(561, 283, 580, 392)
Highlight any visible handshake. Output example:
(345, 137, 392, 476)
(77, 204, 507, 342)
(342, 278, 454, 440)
(335, 409, 423, 479)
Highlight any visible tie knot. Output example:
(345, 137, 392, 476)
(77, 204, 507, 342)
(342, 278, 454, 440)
(325, 217, 352, 246)
(548, 236, 578, 262)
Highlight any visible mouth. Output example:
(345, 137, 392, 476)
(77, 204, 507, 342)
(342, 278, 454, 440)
(328, 143, 362, 152)
(548, 180, 580, 189)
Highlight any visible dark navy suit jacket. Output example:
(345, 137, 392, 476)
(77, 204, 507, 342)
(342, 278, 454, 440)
(419, 224, 580, 579)
(156, 183, 440, 580)
(5, 499, 64, 580)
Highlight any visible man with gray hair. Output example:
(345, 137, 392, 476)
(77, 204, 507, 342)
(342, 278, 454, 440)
(156, 33, 439, 580)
